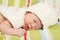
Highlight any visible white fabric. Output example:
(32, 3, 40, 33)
(27, 3, 58, 29)
(0, 6, 26, 28)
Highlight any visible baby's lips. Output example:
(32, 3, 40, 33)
(24, 25, 29, 31)
(23, 24, 30, 30)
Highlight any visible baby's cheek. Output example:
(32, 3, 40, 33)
(25, 17, 30, 24)
(37, 24, 43, 29)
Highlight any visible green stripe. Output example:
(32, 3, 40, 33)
(48, 24, 60, 30)
(31, 0, 38, 5)
(48, 24, 60, 40)
(0, 0, 3, 5)
(19, 0, 26, 8)
(0, 34, 5, 40)
(54, 0, 58, 8)
(30, 30, 42, 40)
(10, 36, 20, 40)
(8, 0, 15, 6)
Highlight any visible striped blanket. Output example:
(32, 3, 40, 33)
(0, 0, 60, 40)
(0, 0, 39, 7)
(0, 0, 59, 8)
(0, 24, 60, 40)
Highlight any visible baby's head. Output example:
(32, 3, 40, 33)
(23, 11, 43, 30)
(25, 3, 58, 30)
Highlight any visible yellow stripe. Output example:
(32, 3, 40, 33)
(49, 30, 60, 40)
(8, 0, 15, 6)
(30, 30, 42, 40)
(19, 0, 26, 8)
(0, 34, 5, 40)
(10, 36, 20, 40)
(31, 0, 38, 5)
(48, 24, 60, 40)
(0, 0, 3, 5)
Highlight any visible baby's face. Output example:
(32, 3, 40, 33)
(23, 11, 43, 30)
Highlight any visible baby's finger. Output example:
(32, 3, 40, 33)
(19, 29, 26, 36)
(22, 29, 26, 33)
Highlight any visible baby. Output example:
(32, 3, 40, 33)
(0, 2, 58, 37)
(25, 2, 58, 29)
(0, 6, 42, 37)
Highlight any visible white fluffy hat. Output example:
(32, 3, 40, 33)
(27, 3, 58, 29)
(0, 6, 26, 28)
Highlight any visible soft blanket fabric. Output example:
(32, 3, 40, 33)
(0, 6, 26, 28)
(0, 24, 60, 40)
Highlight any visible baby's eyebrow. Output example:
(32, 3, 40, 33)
(26, 11, 32, 13)
(25, 11, 33, 15)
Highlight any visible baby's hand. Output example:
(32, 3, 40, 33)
(16, 28, 26, 37)
(24, 12, 43, 30)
